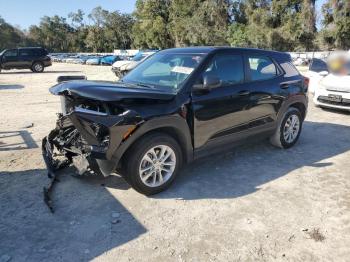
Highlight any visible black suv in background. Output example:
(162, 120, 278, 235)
(43, 47, 308, 196)
(0, 47, 51, 73)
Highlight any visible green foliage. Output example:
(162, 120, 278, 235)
(169, 0, 229, 46)
(321, 0, 350, 50)
(0, 16, 27, 50)
(227, 0, 318, 51)
(132, 0, 173, 49)
(0, 1, 349, 52)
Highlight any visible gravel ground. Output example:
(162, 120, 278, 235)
(0, 63, 350, 262)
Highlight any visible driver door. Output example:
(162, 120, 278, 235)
(2, 49, 19, 68)
(191, 51, 252, 151)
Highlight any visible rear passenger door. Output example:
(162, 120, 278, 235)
(243, 54, 284, 129)
(18, 49, 34, 68)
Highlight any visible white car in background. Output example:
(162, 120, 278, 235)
(111, 51, 156, 78)
(313, 72, 350, 111)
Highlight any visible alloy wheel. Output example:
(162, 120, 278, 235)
(139, 145, 176, 187)
(283, 114, 300, 143)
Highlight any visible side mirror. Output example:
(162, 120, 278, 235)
(193, 74, 221, 92)
(318, 71, 329, 77)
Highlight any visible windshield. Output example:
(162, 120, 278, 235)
(122, 53, 204, 91)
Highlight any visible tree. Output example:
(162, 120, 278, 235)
(321, 0, 350, 50)
(132, 0, 173, 49)
(0, 16, 26, 50)
(169, 0, 230, 47)
(226, 0, 318, 51)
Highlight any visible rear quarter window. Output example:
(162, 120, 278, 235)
(280, 62, 300, 77)
(248, 56, 277, 81)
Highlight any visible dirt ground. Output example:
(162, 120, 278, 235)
(0, 63, 350, 262)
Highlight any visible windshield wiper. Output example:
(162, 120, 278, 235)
(119, 80, 156, 89)
(134, 82, 156, 89)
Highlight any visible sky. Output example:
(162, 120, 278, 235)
(0, 0, 327, 30)
(0, 0, 137, 29)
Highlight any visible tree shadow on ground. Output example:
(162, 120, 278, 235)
(0, 120, 349, 261)
(152, 121, 350, 200)
(0, 130, 38, 151)
(0, 169, 143, 262)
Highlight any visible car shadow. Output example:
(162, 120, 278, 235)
(152, 121, 350, 200)
(0, 84, 24, 90)
(0, 169, 144, 261)
(0, 70, 82, 74)
(0, 130, 38, 151)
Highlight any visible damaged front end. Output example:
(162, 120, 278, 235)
(41, 80, 166, 212)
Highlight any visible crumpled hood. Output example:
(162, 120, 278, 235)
(49, 80, 176, 101)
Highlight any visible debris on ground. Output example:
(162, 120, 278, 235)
(111, 219, 121, 224)
(112, 212, 120, 218)
(23, 123, 34, 128)
(305, 228, 326, 242)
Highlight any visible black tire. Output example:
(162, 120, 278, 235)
(124, 132, 183, 195)
(31, 62, 44, 73)
(270, 107, 303, 149)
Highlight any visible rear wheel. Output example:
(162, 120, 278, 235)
(124, 133, 182, 195)
(32, 62, 44, 73)
(270, 107, 303, 149)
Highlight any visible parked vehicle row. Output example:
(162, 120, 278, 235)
(111, 51, 157, 77)
(50, 54, 121, 65)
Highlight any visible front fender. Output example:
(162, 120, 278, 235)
(109, 114, 193, 170)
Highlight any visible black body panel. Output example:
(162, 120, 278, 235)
(42, 46, 307, 177)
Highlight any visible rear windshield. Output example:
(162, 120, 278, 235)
(309, 58, 328, 72)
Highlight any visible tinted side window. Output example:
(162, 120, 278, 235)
(19, 49, 33, 56)
(205, 54, 244, 86)
(248, 56, 277, 81)
(4, 50, 18, 57)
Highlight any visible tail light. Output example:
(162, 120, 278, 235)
(303, 77, 309, 92)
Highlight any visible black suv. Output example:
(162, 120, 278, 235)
(0, 47, 51, 73)
(43, 47, 308, 195)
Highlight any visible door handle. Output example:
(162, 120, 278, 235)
(280, 83, 289, 89)
(238, 90, 250, 96)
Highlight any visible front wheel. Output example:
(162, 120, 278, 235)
(270, 107, 303, 149)
(124, 133, 183, 195)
